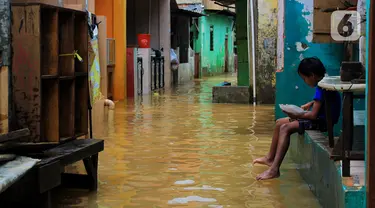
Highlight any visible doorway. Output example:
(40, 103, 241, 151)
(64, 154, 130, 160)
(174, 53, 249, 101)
(224, 35, 229, 73)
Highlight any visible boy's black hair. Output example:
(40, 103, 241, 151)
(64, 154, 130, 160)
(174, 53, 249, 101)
(297, 57, 326, 77)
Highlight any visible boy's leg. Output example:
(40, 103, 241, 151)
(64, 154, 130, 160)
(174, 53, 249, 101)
(256, 120, 299, 180)
(253, 117, 291, 166)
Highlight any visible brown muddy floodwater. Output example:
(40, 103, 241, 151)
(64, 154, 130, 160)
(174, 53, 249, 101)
(54, 74, 321, 208)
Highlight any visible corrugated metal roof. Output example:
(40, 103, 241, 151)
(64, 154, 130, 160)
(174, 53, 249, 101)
(176, 0, 202, 4)
(178, 4, 204, 14)
(208, 0, 235, 5)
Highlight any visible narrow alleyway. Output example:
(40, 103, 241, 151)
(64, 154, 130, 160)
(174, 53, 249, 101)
(54, 74, 320, 208)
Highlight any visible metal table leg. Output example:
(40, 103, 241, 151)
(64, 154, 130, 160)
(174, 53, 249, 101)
(324, 90, 334, 147)
(342, 92, 354, 177)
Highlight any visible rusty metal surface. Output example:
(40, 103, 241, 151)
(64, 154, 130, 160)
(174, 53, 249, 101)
(11, 5, 41, 142)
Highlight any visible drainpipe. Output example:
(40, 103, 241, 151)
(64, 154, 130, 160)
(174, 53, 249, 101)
(149, 0, 152, 34)
(247, 0, 257, 105)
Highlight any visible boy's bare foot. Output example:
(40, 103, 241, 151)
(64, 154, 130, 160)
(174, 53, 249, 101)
(256, 168, 280, 181)
(253, 156, 273, 167)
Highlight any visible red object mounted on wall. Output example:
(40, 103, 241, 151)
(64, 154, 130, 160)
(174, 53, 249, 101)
(137, 34, 151, 48)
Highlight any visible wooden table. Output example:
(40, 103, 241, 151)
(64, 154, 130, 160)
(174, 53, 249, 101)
(0, 139, 104, 207)
(318, 76, 365, 177)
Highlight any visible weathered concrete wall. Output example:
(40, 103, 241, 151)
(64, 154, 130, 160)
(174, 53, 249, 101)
(290, 131, 365, 208)
(160, 0, 171, 89)
(234, 0, 277, 104)
(275, 0, 344, 119)
(177, 47, 195, 84)
(195, 11, 235, 76)
(212, 86, 252, 104)
(256, 0, 277, 104)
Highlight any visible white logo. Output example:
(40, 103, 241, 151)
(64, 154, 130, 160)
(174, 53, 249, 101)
(331, 11, 361, 41)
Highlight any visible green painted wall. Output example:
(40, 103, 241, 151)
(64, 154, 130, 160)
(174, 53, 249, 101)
(193, 11, 235, 76)
(232, 0, 277, 103)
(235, 0, 250, 86)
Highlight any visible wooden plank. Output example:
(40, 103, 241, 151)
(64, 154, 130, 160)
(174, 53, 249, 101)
(11, 5, 42, 142)
(38, 139, 104, 166)
(74, 12, 88, 73)
(0, 128, 30, 143)
(59, 80, 75, 140)
(367, 0, 375, 206)
(74, 12, 88, 137)
(11, 0, 63, 7)
(41, 79, 59, 142)
(75, 77, 88, 136)
(313, 9, 332, 34)
(58, 11, 74, 76)
(41, 8, 58, 75)
(38, 160, 61, 193)
(97, 16, 108, 98)
(314, 0, 347, 10)
(0, 66, 8, 133)
(0, 142, 58, 154)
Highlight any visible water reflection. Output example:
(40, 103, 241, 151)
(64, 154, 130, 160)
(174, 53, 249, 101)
(54, 74, 320, 208)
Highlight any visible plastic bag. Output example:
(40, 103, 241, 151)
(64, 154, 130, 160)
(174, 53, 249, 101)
(279, 104, 306, 115)
(170, 49, 179, 63)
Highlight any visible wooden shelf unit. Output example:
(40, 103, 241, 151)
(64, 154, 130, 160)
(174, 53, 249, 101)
(10, 3, 89, 143)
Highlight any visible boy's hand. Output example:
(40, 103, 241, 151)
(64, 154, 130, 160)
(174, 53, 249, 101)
(282, 110, 298, 119)
(301, 102, 313, 111)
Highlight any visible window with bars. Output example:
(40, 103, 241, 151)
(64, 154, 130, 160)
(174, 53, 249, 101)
(210, 25, 214, 51)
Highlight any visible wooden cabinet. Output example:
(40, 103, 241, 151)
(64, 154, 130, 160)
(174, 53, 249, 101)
(313, 0, 357, 43)
(10, 4, 89, 143)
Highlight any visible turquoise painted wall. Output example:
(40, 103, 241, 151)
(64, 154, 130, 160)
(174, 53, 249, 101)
(275, 0, 344, 120)
(194, 11, 235, 76)
(365, 0, 370, 207)
(290, 132, 365, 208)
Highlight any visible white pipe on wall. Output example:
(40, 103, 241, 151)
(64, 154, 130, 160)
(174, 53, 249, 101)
(247, 0, 257, 105)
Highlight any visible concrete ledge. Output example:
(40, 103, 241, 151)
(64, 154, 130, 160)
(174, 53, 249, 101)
(290, 131, 365, 208)
(212, 86, 252, 104)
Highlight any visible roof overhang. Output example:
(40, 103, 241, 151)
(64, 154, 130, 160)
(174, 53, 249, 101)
(210, 0, 236, 6)
(172, 9, 206, 17)
(205, 9, 236, 17)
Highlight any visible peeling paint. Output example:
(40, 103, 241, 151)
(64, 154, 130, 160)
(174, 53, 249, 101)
(256, 0, 278, 104)
(275, 0, 344, 119)
(296, 42, 309, 52)
(276, 0, 284, 72)
(295, 0, 313, 42)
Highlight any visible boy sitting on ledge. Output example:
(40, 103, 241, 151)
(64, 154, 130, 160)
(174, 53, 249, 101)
(253, 57, 341, 180)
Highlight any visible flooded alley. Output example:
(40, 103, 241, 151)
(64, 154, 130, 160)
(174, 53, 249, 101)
(55, 74, 320, 208)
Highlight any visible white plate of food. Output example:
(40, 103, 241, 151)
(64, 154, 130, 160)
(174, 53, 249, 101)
(279, 104, 307, 115)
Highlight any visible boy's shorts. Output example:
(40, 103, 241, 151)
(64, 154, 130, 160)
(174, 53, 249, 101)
(289, 118, 327, 134)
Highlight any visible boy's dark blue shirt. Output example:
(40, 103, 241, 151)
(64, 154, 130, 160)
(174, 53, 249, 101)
(313, 87, 341, 124)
